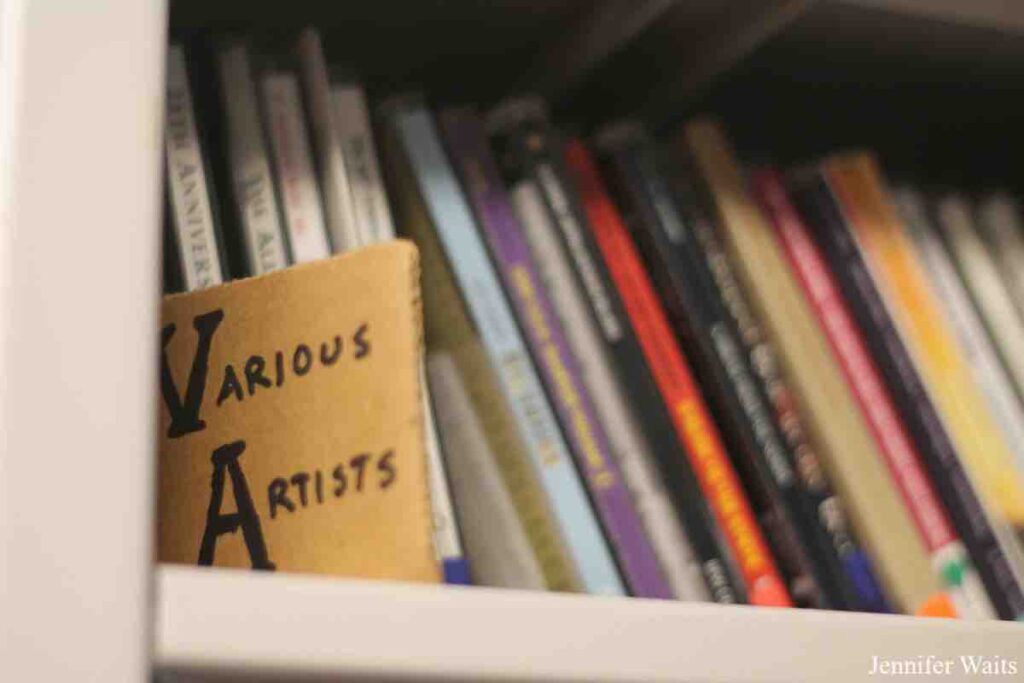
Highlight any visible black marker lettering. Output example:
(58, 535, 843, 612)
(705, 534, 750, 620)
(244, 355, 272, 395)
(198, 440, 274, 570)
(315, 470, 324, 504)
(216, 364, 244, 405)
(320, 336, 342, 365)
(267, 478, 293, 519)
(274, 350, 285, 387)
(290, 472, 310, 507)
(378, 449, 396, 489)
(293, 344, 312, 375)
(353, 324, 370, 359)
(332, 463, 347, 497)
(350, 453, 370, 492)
(161, 309, 224, 437)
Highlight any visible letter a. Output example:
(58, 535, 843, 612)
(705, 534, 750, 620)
(161, 309, 224, 438)
(198, 440, 275, 570)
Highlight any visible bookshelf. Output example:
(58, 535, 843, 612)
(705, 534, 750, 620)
(0, 1, 166, 681)
(3, 1, 1024, 680)
(157, 565, 1023, 681)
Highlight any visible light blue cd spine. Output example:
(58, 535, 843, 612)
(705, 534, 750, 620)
(393, 104, 625, 595)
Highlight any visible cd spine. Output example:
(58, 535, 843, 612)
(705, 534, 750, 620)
(755, 169, 989, 618)
(977, 194, 1024, 323)
(426, 352, 548, 589)
(296, 29, 361, 252)
(419, 360, 470, 585)
(381, 122, 581, 591)
(332, 83, 396, 243)
(511, 175, 709, 601)
(934, 195, 1024, 408)
(789, 170, 1024, 620)
(680, 159, 887, 612)
(899, 190, 1024, 486)
(438, 107, 669, 598)
(216, 42, 289, 275)
(390, 103, 625, 595)
(514, 126, 738, 603)
(825, 156, 1024, 530)
(680, 120, 941, 615)
(564, 139, 791, 607)
(164, 44, 226, 291)
(620, 142, 832, 609)
(259, 71, 331, 264)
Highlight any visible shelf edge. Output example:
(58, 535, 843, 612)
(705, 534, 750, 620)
(156, 565, 1023, 682)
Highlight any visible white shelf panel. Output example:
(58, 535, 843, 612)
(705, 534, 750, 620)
(156, 565, 1023, 682)
(1, 1, 165, 680)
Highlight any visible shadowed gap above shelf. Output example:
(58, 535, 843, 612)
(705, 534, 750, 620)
(167, 0, 1024, 192)
(168, 0, 590, 104)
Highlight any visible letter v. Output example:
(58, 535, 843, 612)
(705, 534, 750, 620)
(161, 309, 224, 438)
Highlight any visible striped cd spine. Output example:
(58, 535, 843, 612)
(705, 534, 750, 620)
(679, 159, 886, 612)
(656, 156, 883, 611)
(898, 189, 1024, 518)
(296, 29, 361, 252)
(216, 41, 289, 275)
(390, 102, 625, 595)
(528, 157, 736, 603)
(332, 83, 396, 243)
(756, 169, 991, 619)
(788, 169, 1024, 620)
(619, 142, 833, 609)
(565, 139, 791, 607)
(438, 107, 669, 598)
(259, 71, 331, 264)
(934, 195, 1024, 406)
(509, 177, 709, 600)
(427, 351, 548, 589)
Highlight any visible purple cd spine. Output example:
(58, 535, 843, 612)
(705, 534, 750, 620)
(438, 107, 671, 598)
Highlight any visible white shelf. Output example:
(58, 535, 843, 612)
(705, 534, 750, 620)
(1, 0, 165, 679)
(156, 565, 1023, 682)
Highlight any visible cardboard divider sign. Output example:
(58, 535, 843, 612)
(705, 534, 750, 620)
(157, 241, 440, 582)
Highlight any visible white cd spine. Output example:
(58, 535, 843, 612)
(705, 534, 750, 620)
(332, 84, 395, 244)
(164, 45, 225, 291)
(260, 71, 331, 264)
(512, 178, 708, 601)
(217, 42, 289, 275)
(296, 29, 361, 253)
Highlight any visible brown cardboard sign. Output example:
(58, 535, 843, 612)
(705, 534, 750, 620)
(157, 241, 439, 582)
